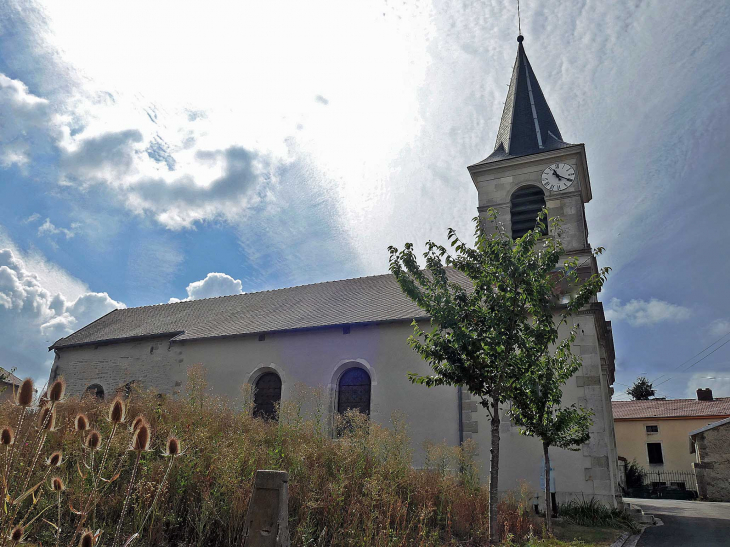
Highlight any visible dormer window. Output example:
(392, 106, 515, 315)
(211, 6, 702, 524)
(510, 185, 547, 239)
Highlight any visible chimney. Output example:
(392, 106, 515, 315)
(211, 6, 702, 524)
(696, 388, 713, 401)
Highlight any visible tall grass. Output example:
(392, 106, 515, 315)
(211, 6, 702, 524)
(0, 365, 547, 546)
(558, 498, 639, 533)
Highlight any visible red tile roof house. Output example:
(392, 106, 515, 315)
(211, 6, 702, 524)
(613, 389, 730, 494)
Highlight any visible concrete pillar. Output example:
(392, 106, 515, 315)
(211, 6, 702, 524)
(243, 470, 290, 547)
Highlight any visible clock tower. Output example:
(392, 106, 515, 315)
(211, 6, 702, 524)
(464, 35, 621, 506)
(468, 34, 592, 259)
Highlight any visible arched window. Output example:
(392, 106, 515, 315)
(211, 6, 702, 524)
(337, 368, 371, 416)
(253, 372, 282, 420)
(510, 185, 547, 239)
(85, 384, 104, 400)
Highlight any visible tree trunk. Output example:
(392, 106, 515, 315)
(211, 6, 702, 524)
(488, 396, 501, 545)
(543, 441, 552, 535)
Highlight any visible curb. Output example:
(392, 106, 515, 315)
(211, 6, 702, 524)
(610, 517, 661, 547)
(608, 532, 630, 547)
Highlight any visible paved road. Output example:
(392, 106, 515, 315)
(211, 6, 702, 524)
(623, 498, 730, 546)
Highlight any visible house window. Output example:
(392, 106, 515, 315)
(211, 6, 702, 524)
(647, 442, 664, 465)
(510, 185, 547, 239)
(337, 368, 371, 416)
(645, 425, 659, 434)
(253, 372, 282, 420)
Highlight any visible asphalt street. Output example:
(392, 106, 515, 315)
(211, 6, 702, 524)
(623, 498, 730, 546)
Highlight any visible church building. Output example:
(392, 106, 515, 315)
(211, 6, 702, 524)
(49, 35, 620, 507)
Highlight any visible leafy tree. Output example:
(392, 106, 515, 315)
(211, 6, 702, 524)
(508, 337, 595, 533)
(388, 210, 608, 544)
(624, 459, 646, 490)
(627, 377, 655, 400)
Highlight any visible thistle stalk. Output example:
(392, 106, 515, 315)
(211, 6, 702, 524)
(137, 456, 174, 534)
(98, 423, 118, 480)
(4, 408, 27, 495)
(111, 452, 141, 547)
(19, 401, 56, 499)
(56, 490, 62, 547)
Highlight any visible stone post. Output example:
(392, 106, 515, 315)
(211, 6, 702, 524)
(243, 470, 290, 547)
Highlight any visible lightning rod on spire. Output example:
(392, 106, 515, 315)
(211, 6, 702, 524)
(517, 0, 522, 36)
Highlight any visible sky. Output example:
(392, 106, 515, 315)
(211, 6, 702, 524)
(1, 0, 729, 399)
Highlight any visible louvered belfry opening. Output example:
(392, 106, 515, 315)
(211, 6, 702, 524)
(337, 367, 371, 416)
(253, 372, 282, 420)
(510, 185, 547, 239)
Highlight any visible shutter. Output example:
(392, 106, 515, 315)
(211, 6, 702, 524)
(510, 186, 547, 239)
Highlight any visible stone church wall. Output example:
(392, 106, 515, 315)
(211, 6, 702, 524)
(468, 310, 620, 507)
(53, 316, 620, 505)
(51, 321, 460, 468)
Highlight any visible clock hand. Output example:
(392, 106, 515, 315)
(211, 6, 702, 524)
(551, 169, 565, 181)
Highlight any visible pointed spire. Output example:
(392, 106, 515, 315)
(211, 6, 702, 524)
(476, 35, 572, 165)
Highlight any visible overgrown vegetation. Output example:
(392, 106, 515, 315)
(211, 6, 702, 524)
(558, 498, 640, 534)
(1, 367, 559, 546)
(1, 367, 634, 546)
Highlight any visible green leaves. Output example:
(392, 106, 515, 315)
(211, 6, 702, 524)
(389, 208, 607, 450)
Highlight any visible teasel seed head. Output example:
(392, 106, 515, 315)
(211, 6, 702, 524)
(9, 525, 24, 542)
(164, 436, 180, 457)
(1, 426, 14, 446)
(130, 415, 145, 432)
(74, 413, 89, 432)
(50, 476, 65, 492)
(16, 378, 34, 407)
(48, 377, 66, 402)
(80, 530, 95, 547)
(46, 450, 63, 467)
(37, 404, 57, 431)
(85, 430, 102, 451)
(131, 420, 151, 452)
(108, 396, 127, 424)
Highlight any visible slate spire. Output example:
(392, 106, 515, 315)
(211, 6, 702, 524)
(478, 35, 571, 165)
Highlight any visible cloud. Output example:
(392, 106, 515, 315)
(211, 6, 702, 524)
(0, 73, 53, 168)
(0, 247, 124, 380)
(314, 95, 329, 105)
(61, 129, 144, 183)
(124, 146, 273, 229)
(685, 372, 730, 399)
(708, 319, 730, 339)
(170, 272, 244, 302)
(605, 298, 692, 327)
(37, 218, 78, 240)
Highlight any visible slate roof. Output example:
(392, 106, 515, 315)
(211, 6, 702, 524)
(472, 36, 574, 167)
(0, 367, 22, 385)
(612, 398, 730, 420)
(689, 416, 730, 437)
(51, 271, 470, 350)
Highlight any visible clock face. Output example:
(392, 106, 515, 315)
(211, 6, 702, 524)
(541, 162, 575, 191)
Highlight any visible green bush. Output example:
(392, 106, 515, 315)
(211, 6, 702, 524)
(558, 497, 639, 533)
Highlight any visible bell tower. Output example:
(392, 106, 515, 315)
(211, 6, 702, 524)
(467, 35, 593, 266)
(464, 35, 621, 506)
